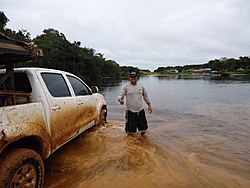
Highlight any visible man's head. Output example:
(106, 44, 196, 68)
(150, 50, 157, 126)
(129, 72, 138, 85)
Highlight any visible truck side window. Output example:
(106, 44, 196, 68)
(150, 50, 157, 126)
(67, 75, 90, 96)
(41, 73, 71, 97)
(0, 73, 32, 93)
(14, 73, 32, 93)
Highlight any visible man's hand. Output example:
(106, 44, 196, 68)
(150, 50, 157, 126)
(147, 102, 152, 114)
(148, 106, 152, 114)
(118, 98, 124, 105)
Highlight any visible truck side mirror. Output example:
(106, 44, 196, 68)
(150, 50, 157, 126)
(91, 86, 99, 93)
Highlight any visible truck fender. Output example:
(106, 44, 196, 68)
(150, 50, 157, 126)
(1, 122, 52, 158)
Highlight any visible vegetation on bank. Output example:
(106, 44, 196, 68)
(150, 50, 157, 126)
(1, 11, 250, 85)
(154, 57, 250, 75)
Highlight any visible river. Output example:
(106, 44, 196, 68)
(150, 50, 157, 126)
(44, 74, 250, 188)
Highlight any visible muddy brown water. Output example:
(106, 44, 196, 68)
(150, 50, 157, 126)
(44, 75, 250, 188)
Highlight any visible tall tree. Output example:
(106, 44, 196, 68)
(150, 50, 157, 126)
(0, 11, 9, 30)
(0, 11, 31, 42)
(33, 28, 72, 70)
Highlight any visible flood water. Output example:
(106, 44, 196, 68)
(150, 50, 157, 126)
(44, 74, 250, 188)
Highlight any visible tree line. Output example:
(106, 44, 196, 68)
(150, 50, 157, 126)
(155, 57, 250, 74)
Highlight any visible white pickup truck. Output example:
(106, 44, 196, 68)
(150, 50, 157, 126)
(0, 67, 107, 188)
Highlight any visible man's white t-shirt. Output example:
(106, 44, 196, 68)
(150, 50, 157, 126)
(118, 82, 150, 113)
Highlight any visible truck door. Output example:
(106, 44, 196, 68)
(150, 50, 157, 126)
(41, 73, 79, 149)
(66, 75, 97, 129)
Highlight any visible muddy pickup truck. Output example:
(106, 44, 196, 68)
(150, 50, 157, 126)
(0, 67, 107, 187)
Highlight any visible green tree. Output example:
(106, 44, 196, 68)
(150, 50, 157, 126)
(0, 11, 31, 42)
(33, 28, 72, 70)
(239, 56, 250, 70)
(33, 28, 122, 82)
(0, 11, 9, 31)
(102, 60, 121, 78)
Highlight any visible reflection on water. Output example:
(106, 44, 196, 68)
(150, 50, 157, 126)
(44, 75, 250, 187)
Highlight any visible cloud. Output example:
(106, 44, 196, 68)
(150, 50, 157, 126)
(1, 0, 250, 71)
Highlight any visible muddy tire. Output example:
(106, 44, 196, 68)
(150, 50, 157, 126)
(0, 148, 44, 188)
(99, 108, 107, 125)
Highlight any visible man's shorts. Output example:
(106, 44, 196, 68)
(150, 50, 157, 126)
(125, 109, 148, 133)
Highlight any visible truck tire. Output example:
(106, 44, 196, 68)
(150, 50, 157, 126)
(99, 108, 107, 125)
(0, 148, 44, 188)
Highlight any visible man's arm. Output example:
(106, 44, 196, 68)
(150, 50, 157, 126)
(118, 85, 126, 105)
(142, 85, 152, 113)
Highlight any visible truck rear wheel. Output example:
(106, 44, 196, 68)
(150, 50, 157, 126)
(0, 148, 44, 188)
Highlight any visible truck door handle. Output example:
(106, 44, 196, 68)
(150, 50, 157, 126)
(78, 101, 83, 105)
(52, 106, 61, 111)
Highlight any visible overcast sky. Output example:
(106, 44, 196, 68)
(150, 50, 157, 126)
(1, 0, 250, 71)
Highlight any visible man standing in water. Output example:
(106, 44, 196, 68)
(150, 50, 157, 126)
(118, 72, 152, 135)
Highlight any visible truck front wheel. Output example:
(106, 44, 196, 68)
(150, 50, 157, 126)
(0, 148, 44, 188)
(99, 108, 107, 125)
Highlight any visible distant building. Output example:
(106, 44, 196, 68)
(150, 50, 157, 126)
(164, 69, 179, 74)
(182, 68, 212, 74)
(204, 68, 212, 72)
(237, 68, 244, 72)
(204, 68, 212, 73)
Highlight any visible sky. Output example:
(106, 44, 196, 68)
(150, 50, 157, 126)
(1, 0, 250, 71)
